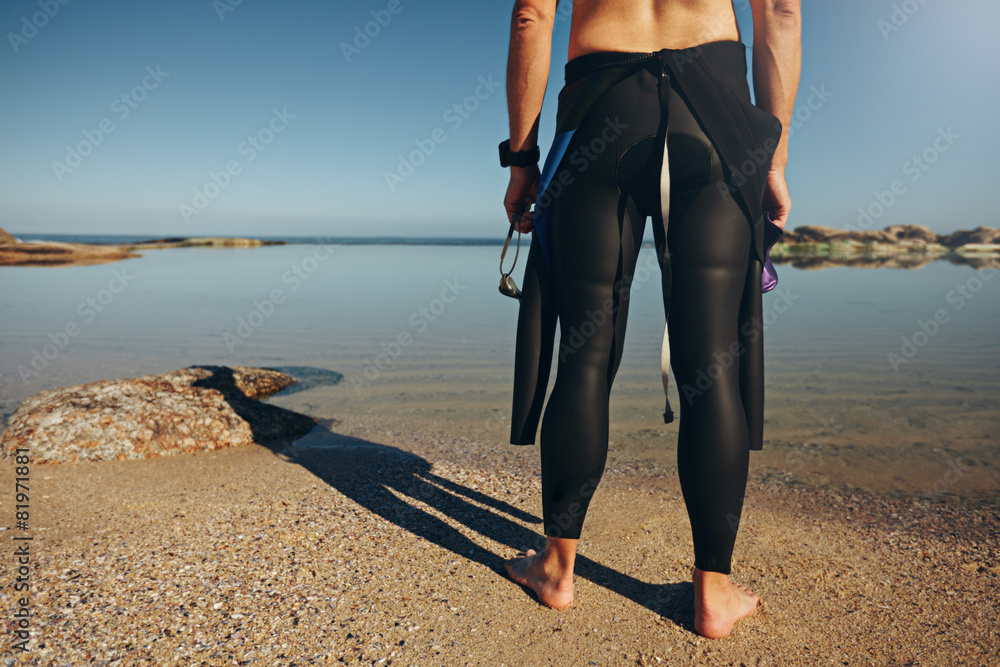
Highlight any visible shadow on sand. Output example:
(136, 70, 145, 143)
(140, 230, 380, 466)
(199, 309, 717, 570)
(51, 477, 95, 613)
(258, 420, 696, 631)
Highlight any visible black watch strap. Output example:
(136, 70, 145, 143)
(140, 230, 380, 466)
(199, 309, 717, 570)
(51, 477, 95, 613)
(499, 140, 539, 168)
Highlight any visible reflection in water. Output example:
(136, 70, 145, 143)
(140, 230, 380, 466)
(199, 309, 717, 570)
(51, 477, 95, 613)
(772, 253, 1000, 271)
(268, 366, 344, 396)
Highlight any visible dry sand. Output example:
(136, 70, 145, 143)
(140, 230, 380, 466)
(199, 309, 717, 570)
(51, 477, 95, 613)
(1, 413, 997, 666)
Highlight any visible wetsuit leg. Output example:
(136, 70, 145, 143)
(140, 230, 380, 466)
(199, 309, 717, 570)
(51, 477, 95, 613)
(608, 75, 752, 573)
(536, 87, 651, 540)
(661, 83, 753, 576)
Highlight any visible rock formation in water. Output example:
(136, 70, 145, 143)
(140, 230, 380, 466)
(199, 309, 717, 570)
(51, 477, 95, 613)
(776, 224, 1000, 249)
(771, 224, 1000, 266)
(122, 237, 286, 249)
(0, 366, 316, 464)
(936, 227, 1000, 247)
(0, 227, 286, 267)
(0, 227, 139, 267)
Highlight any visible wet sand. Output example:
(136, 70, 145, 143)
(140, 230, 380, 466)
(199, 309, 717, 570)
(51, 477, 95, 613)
(2, 412, 997, 666)
(263, 354, 1000, 505)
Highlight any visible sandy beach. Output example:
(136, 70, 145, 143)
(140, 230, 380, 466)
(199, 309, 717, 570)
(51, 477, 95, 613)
(2, 412, 997, 666)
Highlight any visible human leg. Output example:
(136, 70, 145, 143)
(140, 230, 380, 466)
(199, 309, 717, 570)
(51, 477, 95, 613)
(661, 81, 759, 636)
(504, 73, 654, 608)
(662, 78, 752, 576)
(536, 99, 647, 542)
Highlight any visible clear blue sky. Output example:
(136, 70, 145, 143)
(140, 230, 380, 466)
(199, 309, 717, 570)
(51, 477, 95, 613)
(1, 0, 997, 238)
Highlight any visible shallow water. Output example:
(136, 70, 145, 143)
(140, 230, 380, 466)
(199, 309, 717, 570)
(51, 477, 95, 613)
(1, 244, 998, 502)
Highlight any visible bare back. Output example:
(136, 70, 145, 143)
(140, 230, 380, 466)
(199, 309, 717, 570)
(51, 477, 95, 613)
(567, 0, 741, 60)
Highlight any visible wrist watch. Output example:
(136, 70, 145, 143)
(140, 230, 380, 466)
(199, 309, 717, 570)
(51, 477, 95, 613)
(498, 140, 540, 168)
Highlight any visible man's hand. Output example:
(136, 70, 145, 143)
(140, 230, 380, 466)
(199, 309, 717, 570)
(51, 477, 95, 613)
(504, 0, 555, 233)
(504, 164, 540, 233)
(762, 168, 791, 230)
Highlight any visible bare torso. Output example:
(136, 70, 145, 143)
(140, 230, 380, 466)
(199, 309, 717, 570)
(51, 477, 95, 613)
(567, 0, 741, 60)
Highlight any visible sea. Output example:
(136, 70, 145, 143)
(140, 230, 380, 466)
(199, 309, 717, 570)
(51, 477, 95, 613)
(1, 235, 998, 504)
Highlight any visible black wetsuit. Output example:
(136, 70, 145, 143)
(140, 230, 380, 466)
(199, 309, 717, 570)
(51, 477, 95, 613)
(509, 41, 783, 575)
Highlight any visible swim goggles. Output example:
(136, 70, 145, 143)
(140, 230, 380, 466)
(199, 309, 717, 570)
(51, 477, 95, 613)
(499, 217, 522, 299)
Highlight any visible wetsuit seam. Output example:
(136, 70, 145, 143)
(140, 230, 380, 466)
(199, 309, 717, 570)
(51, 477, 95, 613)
(600, 91, 624, 393)
(616, 134, 659, 175)
(618, 130, 714, 171)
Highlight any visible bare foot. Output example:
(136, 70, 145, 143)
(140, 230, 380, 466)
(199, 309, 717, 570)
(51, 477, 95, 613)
(504, 547, 575, 610)
(692, 567, 760, 639)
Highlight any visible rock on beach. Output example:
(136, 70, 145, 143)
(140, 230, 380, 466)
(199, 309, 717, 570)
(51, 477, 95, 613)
(0, 366, 316, 464)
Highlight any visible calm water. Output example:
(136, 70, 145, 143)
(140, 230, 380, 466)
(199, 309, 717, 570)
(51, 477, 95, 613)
(1, 244, 998, 502)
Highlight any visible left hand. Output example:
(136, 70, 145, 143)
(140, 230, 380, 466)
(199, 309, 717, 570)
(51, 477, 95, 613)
(761, 168, 791, 230)
(503, 164, 540, 234)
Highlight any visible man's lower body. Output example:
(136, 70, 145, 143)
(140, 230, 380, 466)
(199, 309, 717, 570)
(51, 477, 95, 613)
(507, 41, 773, 638)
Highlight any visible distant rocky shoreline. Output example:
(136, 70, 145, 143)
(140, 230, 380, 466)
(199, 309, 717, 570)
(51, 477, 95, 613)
(774, 223, 1000, 254)
(0, 227, 285, 267)
(770, 224, 1000, 270)
(2, 225, 999, 268)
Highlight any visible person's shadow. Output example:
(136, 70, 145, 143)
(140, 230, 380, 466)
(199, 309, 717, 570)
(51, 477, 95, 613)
(260, 419, 695, 631)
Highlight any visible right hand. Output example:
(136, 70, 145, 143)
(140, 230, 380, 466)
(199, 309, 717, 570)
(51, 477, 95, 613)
(503, 164, 540, 234)
(762, 168, 792, 230)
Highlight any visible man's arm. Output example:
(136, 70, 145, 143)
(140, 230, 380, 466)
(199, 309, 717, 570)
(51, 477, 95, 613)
(507, 0, 558, 152)
(748, 0, 801, 172)
(503, 0, 558, 232)
(748, 0, 801, 228)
